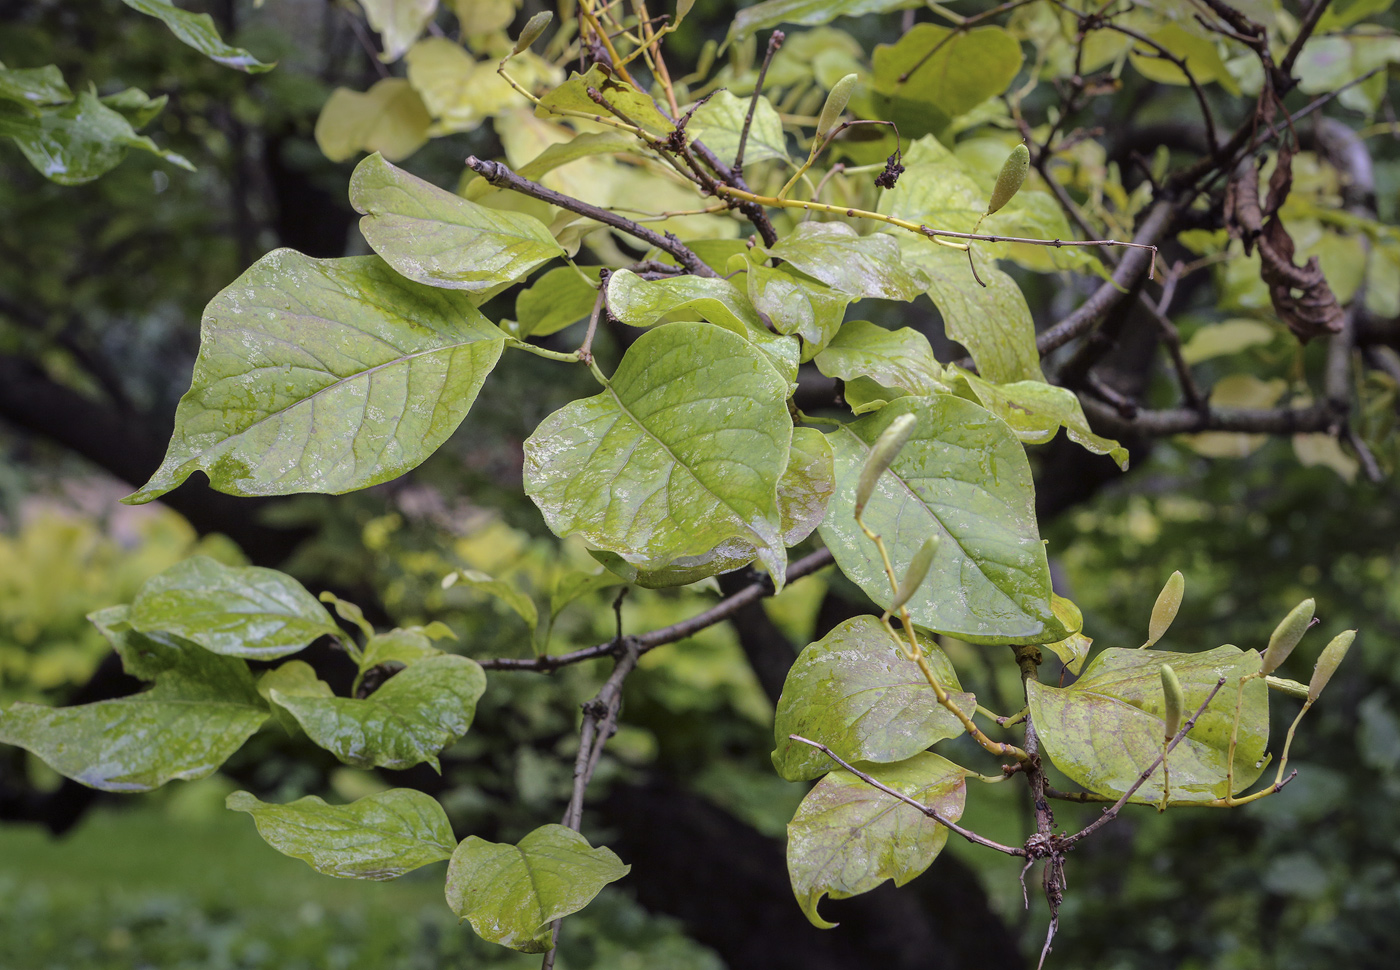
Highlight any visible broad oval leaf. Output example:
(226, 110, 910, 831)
(767, 222, 928, 302)
(126, 251, 505, 504)
(0, 615, 265, 792)
(523, 321, 792, 585)
(512, 265, 603, 338)
(871, 25, 1023, 117)
(270, 654, 486, 771)
(7, 90, 193, 185)
(689, 89, 790, 166)
(1027, 646, 1270, 803)
(787, 752, 966, 929)
(0, 64, 72, 106)
(445, 824, 630, 952)
(351, 153, 563, 292)
(746, 262, 849, 359)
(121, 0, 275, 72)
(818, 397, 1057, 643)
(814, 320, 948, 398)
(226, 789, 456, 880)
(772, 616, 975, 782)
(730, 0, 922, 42)
(357, 0, 439, 63)
(315, 78, 431, 163)
(128, 556, 338, 659)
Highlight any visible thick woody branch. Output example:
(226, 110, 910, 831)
(464, 156, 717, 277)
(1080, 398, 1339, 437)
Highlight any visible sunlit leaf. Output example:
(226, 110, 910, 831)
(128, 556, 338, 659)
(818, 396, 1057, 644)
(126, 251, 505, 504)
(0, 608, 265, 792)
(814, 320, 947, 398)
(523, 322, 792, 585)
(729, 0, 922, 42)
(270, 654, 486, 771)
(315, 78, 431, 163)
(536, 65, 672, 135)
(357, 0, 439, 62)
(512, 265, 602, 338)
(442, 569, 538, 630)
(871, 24, 1023, 118)
(1180, 319, 1278, 364)
(227, 789, 455, 879)
(767, 222, 928, 302)
(787, 753, 966, 929)
(121, 0, 275, 72)
(772, 616, 974, 781)
(745, 262, 849, 359)
(445, 824, 630, 952)
(689, 89, 789, 166)
(1028, 645, 1269, 803)
(1128, 22, 1239, 95)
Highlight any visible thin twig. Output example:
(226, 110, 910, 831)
(1062, 677, 1228, 847)
(735, 31, 784, 178)
(478, 547, 835, 671)
(1280, 0, 1334, 79)
(789, 735, 1026, 856)
(464, 156, 718, 278)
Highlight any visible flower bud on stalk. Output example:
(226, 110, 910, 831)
(1144, 570, 1185, 647)
(890, 536, 939, 613)
(1160, 664, 1184, 741)
(1308, 630, 1355, 701)
(816, 73, 858, 141)
(1261, 598, 1315, 675)
(513, 11, 552, 54)
(855, 413, 917, 517)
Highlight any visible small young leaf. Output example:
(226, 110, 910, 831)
(787, 753, 966, 929)
(441, 569, 539, 631)
(772, 616, 974, 782)
(1308, 630, 1356, 700)
(129, 557, 339, 660)
(227, 789, 456, 880)
(1261, 598, 1316, 675)
(270, 655, 486, 771)
(1145, 570, 1186, 648)
(445, 824, 630, 952)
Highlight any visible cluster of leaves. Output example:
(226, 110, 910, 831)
(2, 0, 1394, 962)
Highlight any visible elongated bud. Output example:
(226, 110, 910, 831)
(986, 143, 1030, 216)
(816, 73, 858, 140)
(1145, 570, 1185, 647)
(1308, 629, 1355, 701)
(676, 0, 696, 23)
(855, 413, 917, 516)
(513, 11, 552, 54)
(695, 39, 717, 79)
(1160, 664, 1184, 741)
(891, 536, 939, 613)
(1261, 598, 1315, 675)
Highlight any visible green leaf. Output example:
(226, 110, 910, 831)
(128, 557, 339, 660)
(590, 426, 834, 588)
(1042, 595, 1091, 676)
(350, 153, 563, 293)
(688, 89, 790, 166)
(0, 64, 72, 107)
(360, 628, 444, 669)
(226, 789, 455, 880)
(766, 222, 928, 302)
(1180, 318, 1277, 364)
(258, 660, 333, 734)
(357, 0, 439, 62)
(818, 397, 1056, 644)
(5, 91, 193, 185)
(121, 0, 275, 73)
(949, 368, 1128, 470)
(442, 569, 539, 630)
(445, 824, 630, 953)
(511, 266, 603, 339)
(745, 262, 849, 359)
(729, 0, 922, 42)
(270, 654, 486, 771)
(315, 79, 432, 163)
(1128, 23, 1239, 95)
(125, 251, 505, 504)
(1027, 646, 1270, 803)
(0, 611, 266, 792)
(523, 322, 793, 585)
(100, 87, 168, 130)
(871, 25, 1023, 118)
(772, 616, 974, 782)
(900, 241, 1041, 384)
(786, 752, 966, 929)
(605, 269, 800, 384)
(549, 569, 626, 617)
(814, 320, 948, 398)
(537, 65, 673, 135)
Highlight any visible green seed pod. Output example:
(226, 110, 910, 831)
(890, 536, 940, 613)
(985, 143, 1030, 216)
(816, 73, 858, 140)
(1145, 570, 1185, 647)
(1160, 664, 1184, 741)
(1308, 629, 1355, 701)
(1261, 598, 1315, 675)
(512, 11, 552, 54)
(855, 413, 917, 516)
